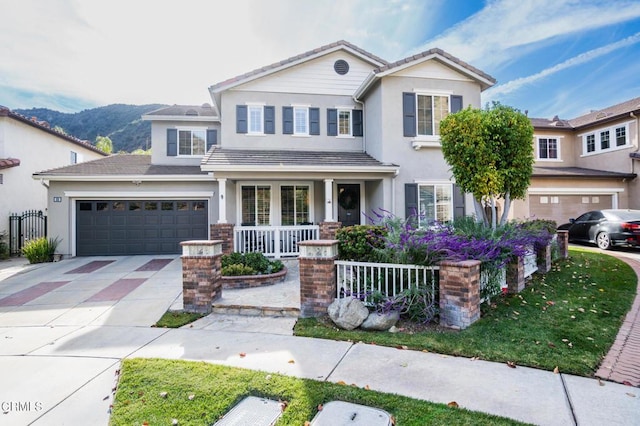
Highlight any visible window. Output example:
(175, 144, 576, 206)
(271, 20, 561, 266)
(281, 185, 310, 225)
(538, 137, 558, 159)
(586, 134, 595, 153)
(178, 130, 206, 156)
(616, 126, 626, 146)
(600, 130, 610, 150)
(417, 95, 449, 136)
(338, 110, 351, 136)
(70, 151, 77, 164)
(248, 105, 263, 134)
(241, 185, 271, 225)
(418, 184, 452, 225)
(294, 107, 308, 135)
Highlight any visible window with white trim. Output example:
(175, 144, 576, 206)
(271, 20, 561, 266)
(248, 105, 264, 134)
(417, 95, 449, 136)
(537, 137, 558, 160)
(293, 107, 308, 135)
(70, 151, 77, 164)
(418, 183, 452, 226)
(241, 185, 271, 225)
(338, 109, 351, 136)
(582, 123, 630, 155)
(178, 129, 206, 156)
(281, 185, 310, 225)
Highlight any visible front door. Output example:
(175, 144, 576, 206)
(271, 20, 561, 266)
(337, 184, 360, 227)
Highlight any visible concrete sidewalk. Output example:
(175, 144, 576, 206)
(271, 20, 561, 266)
(0, 255, 639, 425)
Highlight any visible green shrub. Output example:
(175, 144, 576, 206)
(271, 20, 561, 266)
(22, 237, 60, 264)
(220, 252, 284, 276)
(221, 264, 255, 276)
(336, 225, 387, 261)
(0, 231, 9, 260)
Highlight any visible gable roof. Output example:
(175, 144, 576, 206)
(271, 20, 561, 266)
(142, 103, 219, 122)
(208, 40, 388, 95)
(533, 166, 636, 180)
(33, 154, 208, 181)
(0, 106, 108, 156)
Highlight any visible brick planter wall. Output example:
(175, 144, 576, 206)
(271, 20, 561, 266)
(181, 240, 223, 314)
(557, 230, 569, 259)
(438, 259, 481, 329)
(536, 243, 552, 274)
(210, 223, 234, 255)
(298, 240, 339, 318)
(507, 256, 525, 293)
(221, 268, 287, 289)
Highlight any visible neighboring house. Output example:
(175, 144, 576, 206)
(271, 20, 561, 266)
(34, 40, 495, 257)
(0, 107, 107, 240)
(512, 97, 640, 225)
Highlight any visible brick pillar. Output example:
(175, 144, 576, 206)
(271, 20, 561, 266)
(557, 230, 569, 259)
(535, 242, 552, 274)
(438, 260, 481, 330)
(319, 221, 342, 240)
(180, 240, 223, 314)
(506, 256, 525, 293)
(210, 223, 234, 255)
(298, 240, 339, 318)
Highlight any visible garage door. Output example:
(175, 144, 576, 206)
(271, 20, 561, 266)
(76, 200, 208, 256)
(529, 194, 612, 226)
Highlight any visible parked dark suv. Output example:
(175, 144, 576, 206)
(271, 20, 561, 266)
(557, 209, 640, 250)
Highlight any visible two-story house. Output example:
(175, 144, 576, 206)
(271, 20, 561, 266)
(0, 107, 107, 250)
(512, 97, 640, 225)
(34, 40, 495, 258)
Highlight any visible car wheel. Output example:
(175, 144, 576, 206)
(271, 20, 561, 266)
(596, 232, 611, 250)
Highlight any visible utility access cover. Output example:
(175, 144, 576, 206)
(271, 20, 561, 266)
(214, 396, 282, 426)
(310, 401, 393, 425)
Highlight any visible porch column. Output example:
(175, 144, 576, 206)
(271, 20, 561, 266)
(217, 178, 227, 224)
(324, 179, 334, 222)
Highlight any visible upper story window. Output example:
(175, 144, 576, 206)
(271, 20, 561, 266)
(293, 107, 309, 135)
(327, 108, 362, 137)
(70, 151, 77, 164)
(403, 92, 463, 142)
(166, 128, 217, 157)
(581, 122, 630, 156)
(179, 129, 206, 155)
(236, 104, 275, 135)
(283, 106, 319, 136)
(537, 137, 560, 160)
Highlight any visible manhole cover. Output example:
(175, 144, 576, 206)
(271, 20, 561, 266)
(213, 396, 282, 426)
(310, 401, 392, 425)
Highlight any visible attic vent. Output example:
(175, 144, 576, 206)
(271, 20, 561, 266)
(201, 103, 212, 109)
(185, 109, 199, 116)
(595, 112, 607, 119)
(334, 59, 349, 75)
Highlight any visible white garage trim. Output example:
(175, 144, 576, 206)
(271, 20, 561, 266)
(528, 187, 624, 194)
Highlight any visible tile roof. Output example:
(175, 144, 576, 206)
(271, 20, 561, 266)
(202, 148, 397, 170)
(0, 107, 107, 156)
(208, 40, 389, 93)
(529, 117, 572, 129)
(34, 154, 206, 177)
(533, 166, 636, 180)
(373, 47, 496, 85)
(569, 96, 640, 128)
(0, 158, 21, 169)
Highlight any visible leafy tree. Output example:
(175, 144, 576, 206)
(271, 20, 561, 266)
(131, 148, 152, 155)
(95, 135, 113, 154)
(53, 125, 66, 134)
(440, 102, 534, 228)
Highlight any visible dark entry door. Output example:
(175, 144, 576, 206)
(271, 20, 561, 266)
(337, 184, 360, 227)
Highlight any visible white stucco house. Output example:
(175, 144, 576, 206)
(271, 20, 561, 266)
(0, 107, 107, 251)
(34, 40, 496, 257)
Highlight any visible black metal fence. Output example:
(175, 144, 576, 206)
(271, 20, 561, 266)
(9, 210, 47, 256)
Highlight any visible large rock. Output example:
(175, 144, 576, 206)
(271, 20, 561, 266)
(360, 310, 400, 331)
(327, 298, 369, 330)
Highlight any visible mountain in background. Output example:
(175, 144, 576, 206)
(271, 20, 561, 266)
(15, 104, 167, 152)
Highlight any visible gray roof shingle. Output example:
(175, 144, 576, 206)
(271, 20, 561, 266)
(144, 104, 218, 118)
(531, 96, 640, 130)
(533, 166, 636, 179)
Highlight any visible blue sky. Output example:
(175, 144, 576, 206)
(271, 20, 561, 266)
(1, 0, 639, 119)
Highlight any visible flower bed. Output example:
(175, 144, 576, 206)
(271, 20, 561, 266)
(221, 267, 287, 289)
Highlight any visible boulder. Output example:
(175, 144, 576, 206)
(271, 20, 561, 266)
(327, 298, 369, 330)
(360, 310, 400, 331)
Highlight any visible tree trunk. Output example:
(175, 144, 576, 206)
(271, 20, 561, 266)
(499, 192, 512, 225)
(474, 198, 488, 225)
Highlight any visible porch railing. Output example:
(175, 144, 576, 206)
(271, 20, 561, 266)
(335, 260, 438, 306)
(233, 225, 319, 258)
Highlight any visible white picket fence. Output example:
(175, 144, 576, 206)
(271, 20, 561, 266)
(335, 260, 438, 305)
(234, 225, 319, 258)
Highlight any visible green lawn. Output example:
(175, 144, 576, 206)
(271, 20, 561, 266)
(295, 249, 637, 376)
(110, 358, 526, 426)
